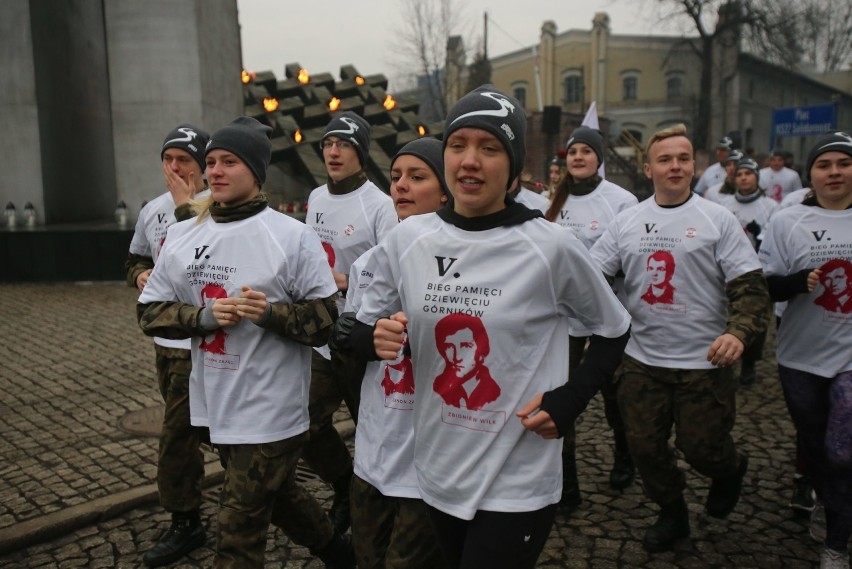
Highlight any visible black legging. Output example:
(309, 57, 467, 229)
(427, 504, 557, 569)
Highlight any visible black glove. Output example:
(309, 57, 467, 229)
(745, 220, 761, 236)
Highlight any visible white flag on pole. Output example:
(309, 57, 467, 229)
(581, 101, 605, 179)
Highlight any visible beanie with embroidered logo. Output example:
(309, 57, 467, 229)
(322, 111, 371, 166)
(735, 157, 760, 177)
(443, 84, 527, 187)
(724, 149, 745, 164)
(161, 124, 210, 173)
(806, 131, 852, 176)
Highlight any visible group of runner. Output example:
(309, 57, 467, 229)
(127, 85, 851, 569)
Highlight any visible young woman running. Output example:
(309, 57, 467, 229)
(337, 85, 631, 569)
(340, 137, 450, 569)
(759, 132, 852, 568)
(137, 117, 353, 569)
(544, 126, 639, 509)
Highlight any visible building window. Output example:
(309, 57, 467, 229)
(563, 74, 583, 104)
(511, 82, 527, 107)
(623, 76, 637, 101)
(666, 76, 682, 99)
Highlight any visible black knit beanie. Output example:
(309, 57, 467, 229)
(391, 138, 450, 197)
(735, 157, 760, 177)
(443, 84, 526, 188)
(205, 117, 272, 185)
(566, 126, 604, 167)
(806, 132, 852, 176)
(161, 124, 210, 172)
(322, 111, 371, 166)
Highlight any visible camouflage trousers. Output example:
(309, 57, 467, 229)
(215, 432, 334, 569)
(616, 355, 740, 506)
(299, 349, 360, 484)
(154, 344, 209, 513)
(350, 475, 447, 569)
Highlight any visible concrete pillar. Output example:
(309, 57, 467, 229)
(104, 0, 242, 219)
(0, 0, 44, 220)
(30, 0, 117, 224)
(590, 12, 610, 113)
(540, 21, 557, 107)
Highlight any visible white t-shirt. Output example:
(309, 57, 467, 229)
(308, 179, 397, 358)
(694, 162, 725, 196)
(590, 194, 761, 369)
(139, 208, 338, 444)
(356, 213, 631, 520)
(716, 193, 778, 250)
(779, 187, 811, 209)
(347, 250, 420, 499)
(550, 180, 639, 250)
(760, 166, 803, 202)
(307, 179, 397, 312)
(129, 190, 210, 349)
(513, 187, 549, 214)
(551, 180, 638, 336)
(759, 204, 852, 377)
(702, 180, 735, 204)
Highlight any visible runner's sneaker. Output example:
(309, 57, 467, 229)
(789, 477, 815, 514)
(820, 547, 850, 569)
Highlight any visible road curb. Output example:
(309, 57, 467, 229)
(0, 419, 354, 557)
(0, 463, 225, 557)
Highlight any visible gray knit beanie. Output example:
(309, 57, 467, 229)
(205, 117, 273, 185)
(566, 126, 604, 167)
(391, 138, 451, 197)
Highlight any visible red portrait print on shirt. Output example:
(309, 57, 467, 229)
(814, 259, 852, 314)
(199, 283, 228, 354)
(433, 313, 500, 411)
(382, 333, 415, 396)
(322, 242, 336, 269)
(641, 250, 677, 305)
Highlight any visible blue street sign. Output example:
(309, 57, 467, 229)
(770, 103, 837, 148)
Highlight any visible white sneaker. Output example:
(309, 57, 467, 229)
(820, 547, 850, 569)
(811, 500, 827, 543)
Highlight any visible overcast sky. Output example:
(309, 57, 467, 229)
(236, 0, 684, 89)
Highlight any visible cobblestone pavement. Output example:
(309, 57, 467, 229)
(0, 282, 837, 567)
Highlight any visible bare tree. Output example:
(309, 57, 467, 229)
(643, 1, 765, 149)
(746, 0, 851, 72)
(466, 50, 492, 92)
(798, 0, 852, 72)
(642, 0, 850, 148)
(390, 0, 472, 120)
